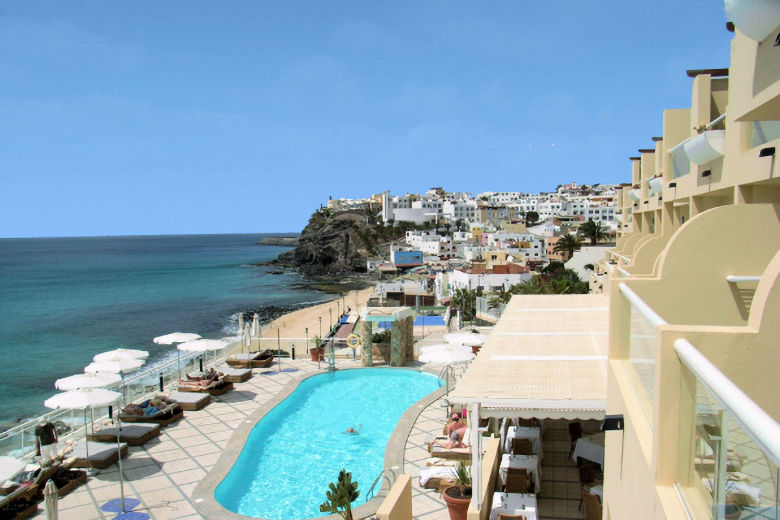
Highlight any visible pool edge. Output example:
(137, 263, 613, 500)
(192, 366, 445, 520)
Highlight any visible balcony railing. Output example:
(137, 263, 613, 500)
(675, 338, 779, 520)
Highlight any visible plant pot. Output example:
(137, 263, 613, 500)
(724, 503, 742, 520)
(442, 485, 471, 520)
(684, 130, 725, 165)
(310, 347, 324, 362)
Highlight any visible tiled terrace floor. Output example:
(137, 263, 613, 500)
(29, 355, 594, 520)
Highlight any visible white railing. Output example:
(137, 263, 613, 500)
(726, 275, 762, 283)
(618, 283, 667, 327)
(674, 338, 780, 467)
(668, 114, 728, 154)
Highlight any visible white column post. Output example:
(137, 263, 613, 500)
(471, 402, 482, 510)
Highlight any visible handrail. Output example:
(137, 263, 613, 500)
(617, 266, 631, 278)
(618, 283, 668, 327)
(366, 467, 396, 500)
(668, 114, 727, 154)
(726, 275, 761, 283)
(611, 251, 631, 264)
(674, 338, 780, 467)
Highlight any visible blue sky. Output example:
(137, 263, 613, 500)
(0, 1, 731, 237)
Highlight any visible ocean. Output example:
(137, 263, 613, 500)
(0, 234, 325, 425)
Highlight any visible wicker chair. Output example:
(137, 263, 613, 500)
(568, 421, 583, 458)
(505, 468, 531, 494)
(510, 438, 533, 455)
(582, 490, 602, 520)
(498, 515, 528, 520)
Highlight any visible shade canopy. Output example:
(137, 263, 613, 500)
(84, 358, 144, 375)
(153, 332, 201, 345)
(177, 339, 228, 353)
(420, 343, 474, 355)
(44, 388, 121, 411)
(444, 332, 488, 347)
(93, 348, 149, 362)
(447, 294, 608, 421)
(0, 456, 26, 482)
(55, 372, 122, 391)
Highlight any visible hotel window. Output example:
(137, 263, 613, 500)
(749, 120, 780, 148)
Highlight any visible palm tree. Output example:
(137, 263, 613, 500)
(511, 276, 546, 295)
(577, 219, 608, 246)
(451, 288, 478, 321)
(488, 287, 512, 309)
(552, 234, 584, 258)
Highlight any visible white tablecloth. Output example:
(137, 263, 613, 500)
(572, 432, 605, 466)
(490, 492, 537, 520)
(504, 426, 542, 457)
(587, 484, 603, 500)
(499, 454, 541, 494)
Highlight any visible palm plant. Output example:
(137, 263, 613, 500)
(511, 276, 546, 295)
(552, 234, 584, 258)
(577, 219, 608, 246)
(451, 288, 478, 321)
(320, 469, 360, 520)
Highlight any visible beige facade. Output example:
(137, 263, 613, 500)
(601, 18, 780, 520)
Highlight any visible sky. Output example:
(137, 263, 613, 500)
(0, 1, 733, 238)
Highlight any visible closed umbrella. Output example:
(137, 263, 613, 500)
(55, 372, 122, 391)
(44, 479, 58, 520)
(252, 314, 260, 338)
(93, 348, 148, 362)
(0, 456, 26, 482)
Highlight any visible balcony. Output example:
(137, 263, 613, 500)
(684, 130, 726, 165)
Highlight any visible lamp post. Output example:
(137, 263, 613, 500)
(305, 327, 309, 354)
(318, 317, 322, 339)
(329, 308, 333, 332)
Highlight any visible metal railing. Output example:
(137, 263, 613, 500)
(367, 467, 397, 500)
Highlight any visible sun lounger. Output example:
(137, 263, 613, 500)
(214, 365, 252, 383)
(427, 428, 472, 460)
(87, 422, 160, 446)
(176, 378, 233, 396)
(0, 483, 40, 520)
(226, 350, 274, 369)
(168, 391, 211, 411)
(119, 402, 183, 427)
(70, 440, 128, 470)
(49, 467, 87, 498)
(420, 466, 458, 490)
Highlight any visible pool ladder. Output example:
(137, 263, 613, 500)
(366, 467, 397, 500)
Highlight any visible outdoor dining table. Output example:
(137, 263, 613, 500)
(572, 431, 605, 466)
(490, 491, 538, 520)
(499, 454, 542, 494)
(587, 483, 603, 500)
(504, 426, 542, 458)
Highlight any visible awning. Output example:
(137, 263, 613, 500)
(447, 294, 609, 420)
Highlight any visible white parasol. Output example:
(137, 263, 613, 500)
(0, 456, 26, 482)
(444, 332, 488, 347)
(84, 358, 144, 375)
(93, 348, 149, 362)
(176, 339, 229, 353)
(420, 343, 474, 355)
(153, 332, 201, 345)
(55, 372, 122, 391)
(419, 349, 475, 364)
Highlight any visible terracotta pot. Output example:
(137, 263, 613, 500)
(310, 347, 324, 362)
(442, 485, 471, 520)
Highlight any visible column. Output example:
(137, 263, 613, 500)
(390, 320, 402, 367)
(404, 316, 414, 362)
(360, 319, 373, 367)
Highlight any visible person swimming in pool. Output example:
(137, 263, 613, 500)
(344, 424, 362, 434)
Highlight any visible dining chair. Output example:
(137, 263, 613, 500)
(568, 421, 583, 458)
(498, 515, 528, 520)
(582, 490, 603, 520)
(511, 438, 533, 455)
(505, 468, 530, 494)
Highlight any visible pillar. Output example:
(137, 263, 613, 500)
(404, 316, 414, 362)
(360, 319, 373, 367)
(390, 320, 403, 367)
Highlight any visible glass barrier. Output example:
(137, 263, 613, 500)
(673, 146, 691, 178)
(627, 298, 657, 426)
(679, 369, 779, 519)
(750, 121, 780, 149)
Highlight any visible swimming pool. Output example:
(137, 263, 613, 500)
(377, 315, 445, 328)
(213, 368, 443, 519)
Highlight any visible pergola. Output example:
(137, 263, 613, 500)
(358, 306, 416, 366)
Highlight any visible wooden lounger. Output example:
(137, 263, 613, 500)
(49, 468, 87, 498)
(176, 379, 233, 396)
(226, 351, 274, 369)
(168, 391, 211, 411)
(215, 366, 252, 383)
(0, 483, 40, 520)
(428, 436, 471, 460)
(70, 440, 128, 470)
(119, 403, 183, 427)
(87, 422, 160, 446)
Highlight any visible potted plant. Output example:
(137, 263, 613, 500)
(319, 469, 360, 520)
(310, 335, 324, 362)
(442, 462, 472, 520)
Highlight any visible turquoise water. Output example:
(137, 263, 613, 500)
(378, 315, 445, 329)
(215, 368, 442, 519)
(0, 234, 325, 424)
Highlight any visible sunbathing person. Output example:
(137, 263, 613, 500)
(431, 423, 468, 449)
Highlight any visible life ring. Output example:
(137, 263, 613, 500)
(346, 334, 362, 349)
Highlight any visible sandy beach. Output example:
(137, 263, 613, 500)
(258, 286, 375, 344)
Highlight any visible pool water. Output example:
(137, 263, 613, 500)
(378, 315, 445, 329)
(215, 368, 442, 519)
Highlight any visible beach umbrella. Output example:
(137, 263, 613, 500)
(44, 388, 121, 476)
(84, 358, 144, 375)
(419, 349, 475, 364)
(55, 372, 122, 391)
(152, 332, 201, 345)
(178, 339, 228, 372)
(444, 332, 488, 347)
(0, 456, 26, 482)
(420, 343, 474, 355)
(44, 479, 58, 520)
(93, 348, 149, 362)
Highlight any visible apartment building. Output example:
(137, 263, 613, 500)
(600, 13, 779, 520)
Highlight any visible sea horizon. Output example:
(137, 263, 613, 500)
(0, 231, 301, 240)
